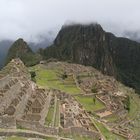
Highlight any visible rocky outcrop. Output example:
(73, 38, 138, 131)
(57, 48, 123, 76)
(44, 24, 140, 93)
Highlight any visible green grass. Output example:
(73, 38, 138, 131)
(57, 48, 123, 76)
(29, 65, 81, 95)
(45, 105, 54, 126)
(94, 119, 126, 140)
(128, 95, 139, 120)
(54, 100, 60, 127)
(126, 92, 140, 137)
(75, 96, 105, 112)
(106, 114, 120, 123)
(6, 136, 27, 140)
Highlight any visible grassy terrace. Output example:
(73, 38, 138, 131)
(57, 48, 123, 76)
(6, 136, 26, 140)
(93, 119, 126, 140)
(75, 96, 105, 112)
(128, 93, 139, 120)
(45, 104, 54, 126)
(29, 65, 81, 95)
(105, 113, 120, 123)
(127, 92, 140, 137)
(54, 100, 60, 127)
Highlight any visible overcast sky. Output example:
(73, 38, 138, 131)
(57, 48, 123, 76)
(0, 0, 140, 42)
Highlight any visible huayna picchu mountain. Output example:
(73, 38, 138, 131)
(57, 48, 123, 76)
(6, 38, 41, 66)
(43, 23, 140, 93)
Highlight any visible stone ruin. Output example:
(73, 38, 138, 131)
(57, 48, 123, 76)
(0, 59, 102, 139)
(0, 59, 134, 139)
(55, 90, 101, 139)
(0, 59, 55, 134)
(45, 61, 134, 139)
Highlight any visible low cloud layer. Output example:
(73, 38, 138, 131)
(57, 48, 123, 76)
(0, 0, 140, 42)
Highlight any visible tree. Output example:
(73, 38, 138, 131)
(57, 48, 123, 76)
(93, 95, 96, 105)
(123, 95, 130, 112)
(30, 71, 36, 82)
(61, 72, 67, 80)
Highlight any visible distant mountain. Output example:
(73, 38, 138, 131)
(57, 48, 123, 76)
(0, 40, 13, 69)
(43, 23, 140, 93)
(0, 36, 53, 69)
(6, 38, 41, 66)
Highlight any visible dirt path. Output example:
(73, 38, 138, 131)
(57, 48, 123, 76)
(0, 129, 73, 140)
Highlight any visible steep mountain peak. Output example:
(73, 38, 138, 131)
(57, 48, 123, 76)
(56, 23, 104, 45)
(6, 38, 41, 66)
(44, 23, 140, 93)
(11, 38, 32, 52)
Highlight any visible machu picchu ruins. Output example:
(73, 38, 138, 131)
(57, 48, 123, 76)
(0, 58, 139, 140)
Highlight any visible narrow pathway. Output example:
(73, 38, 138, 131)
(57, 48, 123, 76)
(52, 95, 57, 127)
(0, 128, 73, 140)
(39, 90, 52, 125)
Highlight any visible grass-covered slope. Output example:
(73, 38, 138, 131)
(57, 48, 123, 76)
(29, 64, 81, 94)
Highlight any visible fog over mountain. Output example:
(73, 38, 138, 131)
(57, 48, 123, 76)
(0, 40, 13, 68)
(0, 0, 140, 68)
(0, 0, 140, 42)
(123, 30, 140, 43)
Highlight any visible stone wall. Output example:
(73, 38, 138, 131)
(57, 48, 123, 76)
(0, 131, 51, 139)
(61, 127, 100, 139)
(0, 116, 16, 129)
(16, 119, 58, 135)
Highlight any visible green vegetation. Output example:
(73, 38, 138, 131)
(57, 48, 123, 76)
(91, 85, 98, 93)
(127, 94, 139, 120)
(123, 95, 130, 111)
(91, 87, 97, 93)
(45, 104, 54, 126)
(6, 136, 26, 140)
(30, 71, 36, 82)
(75, 96, 105, 112)
(30, 65, 81, 95)
(6, 38, 41, 66)
(16, 124, 26, 130)
(94, 119, 126, 140)
(106, 114, 119, 123)
(54, 100, 60, 127)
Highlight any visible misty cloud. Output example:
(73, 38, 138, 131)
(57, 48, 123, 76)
(0, 0, 140, 42)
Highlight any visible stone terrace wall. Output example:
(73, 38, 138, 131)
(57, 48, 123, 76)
(0, 76, 12, 88)
(16, 120, 58, 135)
(61, 127, 100, 139)
(0, 131, 51, 139)
(0, 116, 16, 129)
